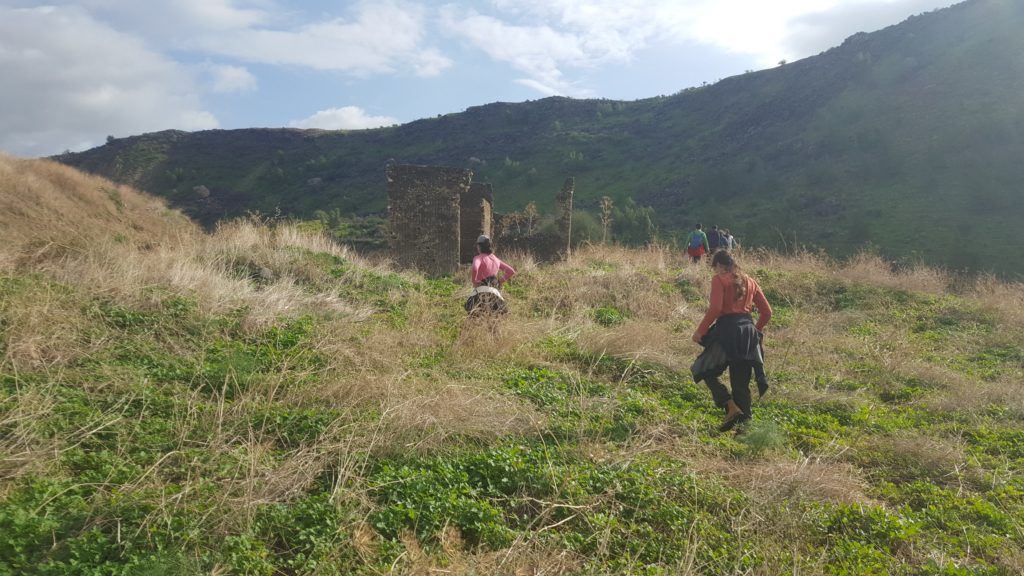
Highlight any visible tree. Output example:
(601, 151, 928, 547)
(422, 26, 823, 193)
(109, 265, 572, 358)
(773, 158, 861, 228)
(523, 202, 538, 236)
(599, 196, 614, 244)
(106, 135, 115, 144)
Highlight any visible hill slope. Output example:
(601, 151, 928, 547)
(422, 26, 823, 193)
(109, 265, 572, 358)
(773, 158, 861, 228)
(57, 0, 1024, 277)
(0, 154, 194, 255)
(2, 160, 1024, 573)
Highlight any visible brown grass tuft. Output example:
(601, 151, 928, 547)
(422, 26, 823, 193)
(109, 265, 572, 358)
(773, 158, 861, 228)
(577, 320, 690, 371)
(396, 527, 580, 576)
(373, 379, 544, 454)
(702, 455, 874, 506)
(0, 154, 195, 255)
(0, 279, 95, 370)
(856, 432, 971, 486)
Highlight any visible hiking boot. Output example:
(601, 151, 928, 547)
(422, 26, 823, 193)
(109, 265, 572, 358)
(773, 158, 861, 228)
(718, 411, 746, 433)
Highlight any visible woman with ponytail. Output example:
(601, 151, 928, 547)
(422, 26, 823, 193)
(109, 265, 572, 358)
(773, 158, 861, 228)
(691, 250, 772, 431)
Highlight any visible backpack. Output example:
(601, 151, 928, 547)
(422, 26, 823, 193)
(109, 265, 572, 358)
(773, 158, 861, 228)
(708, 230, 721, 249)
(688, 233, 703, 249)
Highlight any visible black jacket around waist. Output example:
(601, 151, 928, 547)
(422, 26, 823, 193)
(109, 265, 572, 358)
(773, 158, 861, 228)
(691, 313, 766, 384)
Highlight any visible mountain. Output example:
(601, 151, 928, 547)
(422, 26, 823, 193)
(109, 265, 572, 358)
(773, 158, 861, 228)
(56, 0, 1024, 277)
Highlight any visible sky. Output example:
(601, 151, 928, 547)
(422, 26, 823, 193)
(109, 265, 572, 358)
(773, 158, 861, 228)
(0, 0, 960, 157)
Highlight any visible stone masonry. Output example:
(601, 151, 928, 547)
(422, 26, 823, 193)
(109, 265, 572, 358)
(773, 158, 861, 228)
(387, 164, 472, 276)
(557, 177, 575, 256)
(459, 182, 493, 265)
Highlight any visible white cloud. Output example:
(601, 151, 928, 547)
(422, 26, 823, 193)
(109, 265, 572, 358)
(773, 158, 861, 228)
(192, 1, 451, 76)
(288, 106, 399, 130)
(783, 0, 958, 58)
(412, 47, 454, 78)
(514, 78, 565, 97)
(0, 5, 217, 157)
(30, 1, 452, 77)
(440, 8, 588, 96)
(444, 0, 959, 94)
(76, 0, 271, 37)
(205, 63, 257, 93)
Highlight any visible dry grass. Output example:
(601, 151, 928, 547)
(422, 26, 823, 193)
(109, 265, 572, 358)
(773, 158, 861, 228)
(748, 247, 951, 295)
(833, 251, 951, 295)
(852, 432, 976, 488)
(520, 243, 683, 325)
(373, 379, 544, 454)
(0, 154, 194, 262)
(577, 320, 690, 371)
(0, 155, 377, 329)
(0, 379, 62, 482)
(4, 158, 1024, 573)
(0, 279, 98, 371)
(970, 273, 1024, 328)
(394, 526, 580, 576)
(926, 375, 1024, 417)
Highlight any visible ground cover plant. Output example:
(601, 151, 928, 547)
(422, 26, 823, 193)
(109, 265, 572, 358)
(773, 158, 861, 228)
(2, 156, 1024, 574)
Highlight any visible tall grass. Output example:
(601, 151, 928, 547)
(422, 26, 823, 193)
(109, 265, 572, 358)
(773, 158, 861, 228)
(2, 157, 1023, 574)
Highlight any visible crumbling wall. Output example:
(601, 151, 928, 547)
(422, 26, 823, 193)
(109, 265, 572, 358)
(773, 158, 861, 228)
(557, 177, 575, 256)
(459, 182, 493, 264)
(387, 164, 472, 276)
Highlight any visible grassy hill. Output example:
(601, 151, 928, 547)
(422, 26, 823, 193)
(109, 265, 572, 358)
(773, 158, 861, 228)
(56, 0, 1024, 278)
(3, 156, 1024, 574)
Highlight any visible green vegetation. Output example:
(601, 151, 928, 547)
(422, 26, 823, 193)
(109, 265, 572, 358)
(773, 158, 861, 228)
(3, 214, 1024, 573)
(56, 0, 1024, 277)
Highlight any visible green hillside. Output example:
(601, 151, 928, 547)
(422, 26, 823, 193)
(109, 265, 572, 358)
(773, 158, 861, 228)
(58, 0, 1024, 277)
(3, 156, 1024, 574)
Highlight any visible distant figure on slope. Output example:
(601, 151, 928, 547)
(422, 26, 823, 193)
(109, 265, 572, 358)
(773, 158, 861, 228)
(690, 250, 772, 432)
(707, 225, 725, 253)
(685, 223, 709, 263)
(465, 235, 516, 315)
(722, 228, 735, 251)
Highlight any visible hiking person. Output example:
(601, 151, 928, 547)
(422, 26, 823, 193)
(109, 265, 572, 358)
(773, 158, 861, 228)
(465, 235, 516, 315)
(685, 224, 709, 263)
(690, 250, 772, 432)
(707, 225, 724, 253)
(721, 228, 734, 251)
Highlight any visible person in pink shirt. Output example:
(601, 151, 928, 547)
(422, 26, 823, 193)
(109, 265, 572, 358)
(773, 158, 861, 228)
(466, 235, 516, 314)
(471, 235, 515, 287)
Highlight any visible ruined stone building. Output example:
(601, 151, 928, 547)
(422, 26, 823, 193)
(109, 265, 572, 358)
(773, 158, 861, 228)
(459, 182, 493, 265)
(386, 164, 492, 276)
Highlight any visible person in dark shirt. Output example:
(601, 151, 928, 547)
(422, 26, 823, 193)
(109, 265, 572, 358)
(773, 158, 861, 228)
(707, 225, 724, 253)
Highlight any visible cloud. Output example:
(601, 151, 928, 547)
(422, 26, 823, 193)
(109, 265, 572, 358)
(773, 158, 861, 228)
(0, 5, 217, 157)
(443, 0, 958, 93)
(514, 78, 564, 97)
(75, 0, 270, 37)
(205, 63, 257, 93)
(192, 1, 452, 76)
(440, 8, 588, 96)
(783, 0, 958, 58)
(33, 1, 452, 77)
(288, 106, 399, 130)
(412, 47, 453, 78)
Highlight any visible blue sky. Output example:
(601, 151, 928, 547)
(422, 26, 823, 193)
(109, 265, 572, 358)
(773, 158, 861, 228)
(0, 0, 958, 156)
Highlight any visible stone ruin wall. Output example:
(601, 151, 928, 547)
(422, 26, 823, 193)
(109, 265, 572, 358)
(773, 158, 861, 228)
(557, 177, 575, 255)
(459, 182, 493, 264)
(387, 164, 472, 276)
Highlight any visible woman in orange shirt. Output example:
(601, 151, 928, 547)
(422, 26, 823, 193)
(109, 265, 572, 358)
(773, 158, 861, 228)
(691, 250, 772, 431)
